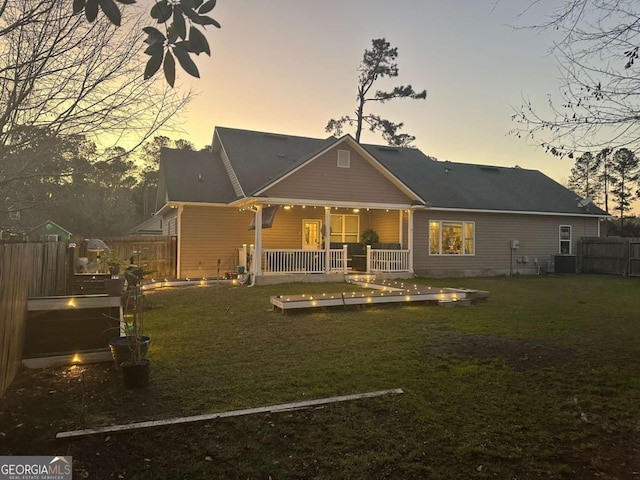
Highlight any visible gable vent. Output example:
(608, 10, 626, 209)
(337, 150, 350, 168)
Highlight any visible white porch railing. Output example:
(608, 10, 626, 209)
(263, 249, 326, 274)
(369, 248, 410, 273)
(329, 248, 347, 273)
(248, 247, 410, 275)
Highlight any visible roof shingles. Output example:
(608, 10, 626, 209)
(159, 127, 607, 217)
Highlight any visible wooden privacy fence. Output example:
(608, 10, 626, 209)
(80, 236, 177, 278)
(0, 243, 35, 397)
(578, 237, 640, 277)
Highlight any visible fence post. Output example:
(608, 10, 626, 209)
(624, 238, 630, 277)
(67, 243, 76, 295)
(577, 240, 583, 273)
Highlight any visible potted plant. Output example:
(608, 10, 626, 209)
(99, 250, 127, 296)
(108, 263, 151, 388)
(361, 228, 379, 246)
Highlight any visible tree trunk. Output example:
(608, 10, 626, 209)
(355, 97, 365, 143)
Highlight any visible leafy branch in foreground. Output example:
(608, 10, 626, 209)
(73, 0, 220, 87)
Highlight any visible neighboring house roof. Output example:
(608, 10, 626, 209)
(126, 215, 163, 236)
(28, 220, 73, 239)
(157, 126, 608, 217)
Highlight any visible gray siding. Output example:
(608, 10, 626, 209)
(413, 210, 599, 276)
(263, 145, 413, 205)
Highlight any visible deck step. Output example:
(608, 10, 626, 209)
(346, 273, 376, 282)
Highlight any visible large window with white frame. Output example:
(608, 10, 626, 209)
(429, 220, 475, 255)
(559, 225, 572, 254)
(330, 214, 359, 243)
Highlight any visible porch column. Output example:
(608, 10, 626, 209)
(177, 204, 183, 278)
(325, 207, 331, 273)
(408, 209, 414, 273)
(253, 206, 263, 275)
(399, 210, 404, 246)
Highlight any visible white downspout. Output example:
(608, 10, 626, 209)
(408, 209, 414, 274)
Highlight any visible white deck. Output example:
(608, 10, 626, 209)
(270, 277, 486, 311)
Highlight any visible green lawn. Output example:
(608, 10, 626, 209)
(3, 275, 640, 479)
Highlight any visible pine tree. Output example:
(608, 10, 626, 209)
(326, 38, 427, 147)
(609, 148, 640, 234)
(567, 152, 602, 205)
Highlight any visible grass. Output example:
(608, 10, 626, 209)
(2, 275, 640, 479)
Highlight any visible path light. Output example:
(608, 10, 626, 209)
(67, 298, 76, 307)
(72, 353, 81, 364)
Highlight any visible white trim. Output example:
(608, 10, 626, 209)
(254, 206, 263, 275)
(424, 206, 609, 219)
(216, 129, 245, 198)
(325, 207, 332, 273)
(155, 200, 231, 216)
(244, 197, 414, 210)
(253, 135, 424, 203)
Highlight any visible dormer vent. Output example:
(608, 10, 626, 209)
(337, 150, 350, 168)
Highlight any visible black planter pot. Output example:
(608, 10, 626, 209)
(108, 336, 151, 371)
(104, 277, 126, 296)
(121, 358, 150, 389)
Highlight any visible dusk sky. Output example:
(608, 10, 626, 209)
(166, 1, 589, 193)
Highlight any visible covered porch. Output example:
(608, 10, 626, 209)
(238, 202, 418, 280)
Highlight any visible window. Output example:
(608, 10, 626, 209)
(429, 221, 475, 255)
(331, 214, 359, 243)
(337, 150, 350, 168)
(559, 225, 572, 254)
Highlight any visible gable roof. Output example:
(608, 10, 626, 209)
(215, 126, 335, 195)
(158, 126, 608, 217)
(366, 146, 608, 216)
(158, 148, 237, 205)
